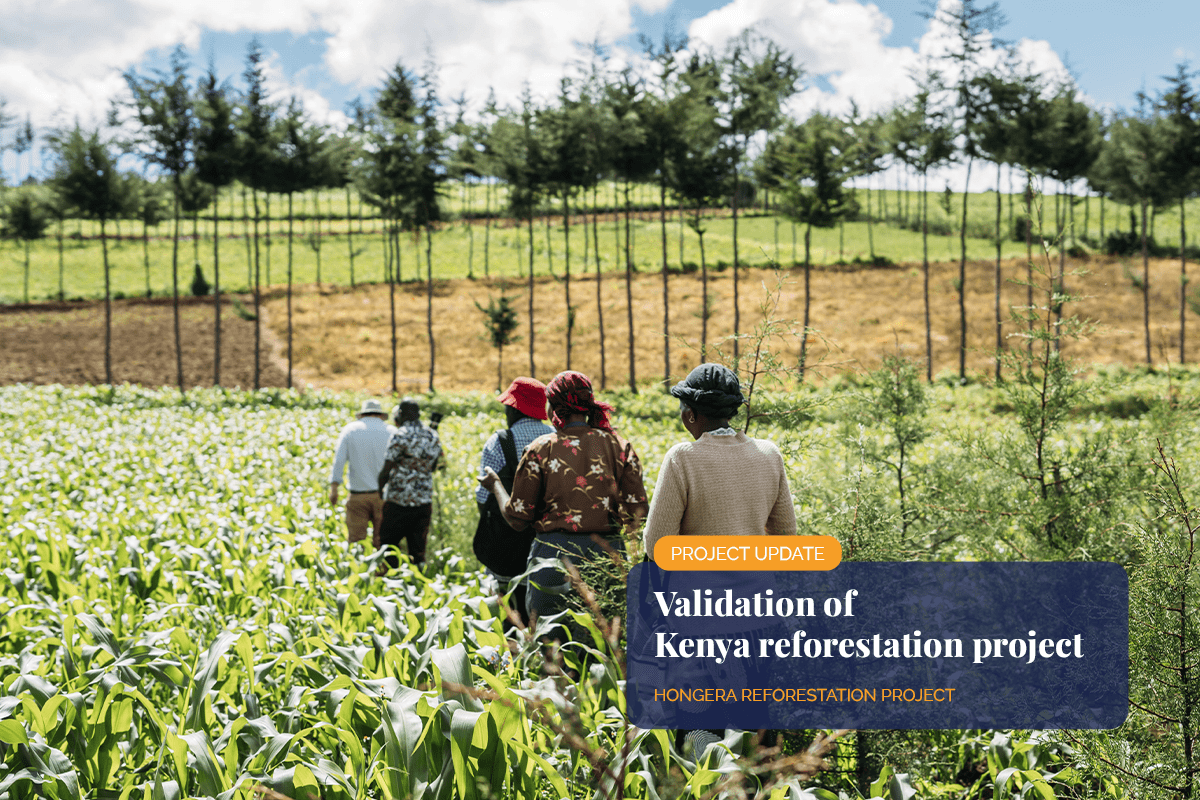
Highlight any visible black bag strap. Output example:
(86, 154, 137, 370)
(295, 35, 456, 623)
(496, 428, 519, 491)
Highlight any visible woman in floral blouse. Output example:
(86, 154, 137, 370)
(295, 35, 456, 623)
(480, 371, 648, 639)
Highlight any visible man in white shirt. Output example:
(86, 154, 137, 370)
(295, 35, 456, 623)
(329, 399, 391, 546)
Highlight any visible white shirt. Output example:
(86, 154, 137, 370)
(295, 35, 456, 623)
(330, 416, 391, 492)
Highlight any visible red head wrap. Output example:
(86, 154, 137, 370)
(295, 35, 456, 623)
(545, 371, 614, 433)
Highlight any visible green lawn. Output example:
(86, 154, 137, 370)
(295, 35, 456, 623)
(0, 179, 1186, 304)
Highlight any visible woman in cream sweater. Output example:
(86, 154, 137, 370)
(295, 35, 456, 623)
(640, 362, 796, 760)
(641, 363, 796, 557)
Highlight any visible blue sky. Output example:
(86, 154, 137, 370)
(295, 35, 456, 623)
(3, 0, 1198, 185)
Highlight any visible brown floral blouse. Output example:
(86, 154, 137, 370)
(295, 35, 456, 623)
(505, 426, 649, 534)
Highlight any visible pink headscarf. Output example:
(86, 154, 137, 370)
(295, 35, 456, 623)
(545, 371, 614, 433)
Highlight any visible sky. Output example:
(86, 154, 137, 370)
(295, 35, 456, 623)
(2, 0, 1199, 187)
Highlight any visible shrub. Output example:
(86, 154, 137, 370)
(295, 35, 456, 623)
(190, 263, 210, 296)
(1105, 229, 1144, 256)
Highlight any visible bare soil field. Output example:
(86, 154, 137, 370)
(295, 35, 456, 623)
(0, 296, 287, 389)
(1, 254, 1192, 393)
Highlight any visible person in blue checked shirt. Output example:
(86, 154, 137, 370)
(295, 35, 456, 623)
(476, 377, 552, 622)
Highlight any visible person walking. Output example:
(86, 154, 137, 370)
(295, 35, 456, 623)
(474, 377, 553, 625)
(329, 399, 391, 547)
(376, 398, 443, 573)
(480, 371, 648, 643)
(641, 362, 796, 760)
(642, 362, 796, 555)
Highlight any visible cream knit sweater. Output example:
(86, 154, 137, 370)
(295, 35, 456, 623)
(641, 431, 797, 557)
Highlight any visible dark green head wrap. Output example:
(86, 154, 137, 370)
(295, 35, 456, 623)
(670, 363, 744, 420)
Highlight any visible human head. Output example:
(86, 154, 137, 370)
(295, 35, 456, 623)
(393, 397, 420, 424)
(670, 363, 744, 437)
(498, 377, 548, 425)
(356, 399, 386, 419)
(545, 371, 614, 432)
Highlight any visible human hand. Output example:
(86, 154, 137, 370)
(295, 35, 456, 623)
(479, 467, 500, 492)
(329, 484, 339, 504)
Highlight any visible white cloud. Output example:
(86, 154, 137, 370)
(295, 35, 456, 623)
(319, 0, 661, 109)
(0, 0, 667, 137)
(686, 0, 920, 118)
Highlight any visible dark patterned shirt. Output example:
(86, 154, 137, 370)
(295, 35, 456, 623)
(383, 421, 442, 506)
(506, 426, 648, 534)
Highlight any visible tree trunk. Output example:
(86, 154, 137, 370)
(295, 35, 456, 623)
(252, 187, 262, 391)
(624, 181, 636, 393)
(1055, 187, 1066, 351)
(995, 160, 1003, 380)
(1084, 190, 1090, 245)
(389, 220, 398, 395)
(1008, 165, 1014, 237)
(243, 186, 252, 289)
(867, 179, 875, 259)
(544, 214, 554, 276)
(1143, 199, 1151, 365)
(467, 181, 475, 280)
(143, 216, 151, 298)
(923, 173, 932, 382)
(102, 217, 112, 385)
(799, 221, 812, 382)
(172, 185, 184, 395)
(286, 192, 294, 389)
(57, 218, 64, 301)
(214, 192, 221, 387)
(593, 185, 606, 390)
(773, 201, 780, 266)
(1182, 195, 1188, 365)
(427, 225, 435, 392)
(699, 217, 709, 363)
(23, 239, 30, 304)
(264, 194, 272, 286)
(563, 193, 572, 371)
(678, 206, 684, 266)
(346, 184, 356, 287)
(660, 181, 670, 387)
(958, 157, 973, 381)
(732, 162, 741, 360)
(484, 180, 491, 277)
(528, 214, 536, 377)
(1026, 180, 1034, 355)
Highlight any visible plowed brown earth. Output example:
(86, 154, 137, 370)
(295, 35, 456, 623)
(0, 296, 287, 389)
(2, 254, 1195, 392)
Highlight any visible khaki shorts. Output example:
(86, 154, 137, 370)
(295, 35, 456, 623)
(344, 491, 384, 544)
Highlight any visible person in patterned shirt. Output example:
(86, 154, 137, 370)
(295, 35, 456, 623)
(376, 398, 443, 573)
(480, 371, 648, 640)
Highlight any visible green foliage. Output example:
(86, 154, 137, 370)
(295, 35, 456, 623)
(47, 125, 126, 224)
(475, 293, 520, 389)
(1, 189, 50, 243)
(231, 296, 256, 320)
(476, 293, 520, 350)
(776, 112, 859, 231)
(1098, 447, 1200, 798)
(2, 363, 1200, 797)
(845, 355, 929, 546)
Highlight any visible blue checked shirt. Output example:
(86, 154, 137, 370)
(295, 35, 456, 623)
(475, 417, 554, 503)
